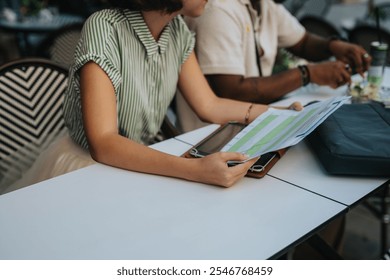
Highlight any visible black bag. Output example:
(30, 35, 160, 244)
(307, 102, 390, 177)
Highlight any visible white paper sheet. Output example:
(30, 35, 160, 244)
(221, 96, 350, 158)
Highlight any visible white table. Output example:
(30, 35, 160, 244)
(175, 77, 389, 205)
(0, 138, 346, 260)
(175, 78, 389, 257)
(326, 1, 390, 32)
(0, 13, 84, 56)
(267, 141, 388, 206)
(1, 74, 388, 259)
(268, 73, 389, 206)
(177, 122, 388, 206)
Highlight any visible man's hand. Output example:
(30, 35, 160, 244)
(308, 60, 353, 88)
(329, 40, 372, 76)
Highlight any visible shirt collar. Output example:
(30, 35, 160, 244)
(124, 10, 171, 57)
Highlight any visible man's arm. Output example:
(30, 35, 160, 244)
(289, 32, 371, 75)
(206, 69, 303, 104)
(207, 59, 353, 104)
(207, 31, 368, 104)
(287, 32, 332, 62)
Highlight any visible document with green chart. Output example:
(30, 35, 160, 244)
(221, 96, 350, 159)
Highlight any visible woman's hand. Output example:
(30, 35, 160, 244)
(193, 152, 258, 188)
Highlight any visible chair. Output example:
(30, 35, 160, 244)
(348, 24, 390, 65)
(299, 15, 345, 39)
(0, 58, 68, 190)
(158, 97, 181, 140)
(35, 22, 84, 68)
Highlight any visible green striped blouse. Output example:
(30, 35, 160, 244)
(63, 9, 195, 149)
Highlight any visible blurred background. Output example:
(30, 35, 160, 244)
(0, 0, 109, 65)
(1, 0, 390, 68)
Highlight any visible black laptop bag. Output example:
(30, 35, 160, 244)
(307, 102, 390, 177)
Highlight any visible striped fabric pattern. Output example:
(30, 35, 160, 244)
(63, 9, 195, 149)
(0, 59, 68, 189)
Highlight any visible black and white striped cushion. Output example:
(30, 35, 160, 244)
(0, 59, 68, 188)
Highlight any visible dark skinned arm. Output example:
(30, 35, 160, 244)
(207, 32, 365, 104)
(206, 68, 303, 104)
(290, 32, 371, 74)
(207, 32, 335, 104)
(287, 32, 332, 62)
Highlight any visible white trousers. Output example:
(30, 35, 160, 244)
(1, 133, 95, 195)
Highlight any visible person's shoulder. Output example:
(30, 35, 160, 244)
(84, 9, 127, 30)
(171, 14, 188, 27)
(206, 0, 244, 13)
(189, 0, 246, 25)
(262, 0, 293, 15)
(171, 15, 192, 34)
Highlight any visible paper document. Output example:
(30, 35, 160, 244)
(221, 96, 350, 159)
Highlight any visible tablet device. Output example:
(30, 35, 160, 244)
(188, 122, 278, 173)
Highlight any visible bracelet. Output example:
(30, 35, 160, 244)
(244, 103, 254, 124)
(297, 65, 310, 87)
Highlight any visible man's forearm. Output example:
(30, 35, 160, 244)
(206, 68, 303, 104)
(288, 33, 332, 62)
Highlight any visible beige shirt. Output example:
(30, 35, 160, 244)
(177, 0, 306, 132)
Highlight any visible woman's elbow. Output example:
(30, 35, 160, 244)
(86, 136, 113, 163)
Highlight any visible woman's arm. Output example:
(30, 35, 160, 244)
(80, 61, 256, 187)
(178, 52, 271, 123)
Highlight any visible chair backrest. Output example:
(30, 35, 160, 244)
(348, 24, 390, 65)
(299, 15, 344, 39)
(160, 103, 181, 139)
(36, 23, 84, 68)
(0, 58, 68, 188)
